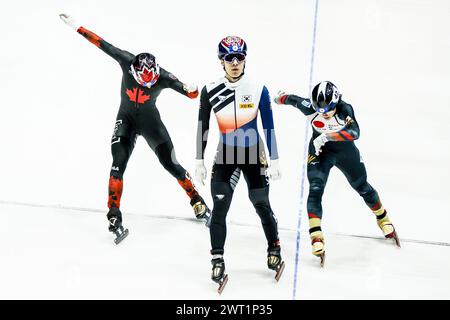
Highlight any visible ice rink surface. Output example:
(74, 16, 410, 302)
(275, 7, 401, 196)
(1, 202, 448, 300)
(0, 0, 449, 299)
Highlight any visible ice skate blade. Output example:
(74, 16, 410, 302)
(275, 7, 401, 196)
(386, 232, 401, 248)
(217, 274, 228, 294)
(313, 251, 325, 267)
(113, 228, 129, 245)
(204, 214, 212, 228)
(319, 252, 325, 267)
(275, 261, 285, 282)
(195, 210, 211, 228)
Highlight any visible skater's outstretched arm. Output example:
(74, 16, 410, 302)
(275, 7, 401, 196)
(273, 92, 316, 116)
(326, 103, 360, 142)
(59, 14, 134, 65)
(259, 86, 279, 160)
(160, 68, 199, 99)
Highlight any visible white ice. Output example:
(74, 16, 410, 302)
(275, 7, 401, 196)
(0, 0, 449, 299)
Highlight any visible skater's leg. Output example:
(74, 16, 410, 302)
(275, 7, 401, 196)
(108, 137, 135, 210)
(247, 187, 280, 245)
(108, 118, 136, 211)
(241, 143, 278, 246)
(336, 147, 397, 239)
(153, 140, 187, 181)
(106, 119, 135, 242)
(142, 121, 200, 197)
(242, 145, 282, 271)
(306, 151, 333, 254)
(152, 140, 209, 218)
(209, 174, 234, 284)
(209, 179, 235, 255)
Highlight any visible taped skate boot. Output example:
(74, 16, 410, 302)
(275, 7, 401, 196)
(191, 195, 211, 226)
(376, 210, 400, 247)
(311, 237, 325, 267)
(211, 255, 228, 294)
(267, 242, 285, 281)
(107, 207, 129, 245)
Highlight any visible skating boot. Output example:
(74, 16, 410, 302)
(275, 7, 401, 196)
(311, 236, 325, 267)
(191, 195, 211, 226)
(211, 255, 228, 294)
(267, 242, 285, 282)
(376, 211, 400, 247)
(107, 207, 129, 245)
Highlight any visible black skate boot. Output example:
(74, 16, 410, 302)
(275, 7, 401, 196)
(267, 242, 285, 281)
(191, 195, 211, 227)
(107, 207, 129, 245)
(211, 255, 228, 294)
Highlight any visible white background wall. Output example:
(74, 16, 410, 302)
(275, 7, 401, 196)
(0, 0, 449, 244)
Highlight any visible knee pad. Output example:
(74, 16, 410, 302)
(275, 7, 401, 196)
(110, 169, 123, 180)
(354, 180, 375, 196)
(309, 179, 325, 197)
(210, 182, 233, 225)
(248, 187, 270, 206)
(211, 182, 233, 203)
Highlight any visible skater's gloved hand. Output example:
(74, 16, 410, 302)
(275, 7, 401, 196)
(183, 83, 199, 98)
(313, 133, 328, 156)
(195, 159, 207, 185)
(59, 13, 80, 31)
(273, 90, 289, 105)
(266, 159, 282, 181)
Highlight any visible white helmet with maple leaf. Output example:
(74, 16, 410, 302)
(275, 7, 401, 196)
(130, 53, 160, 88)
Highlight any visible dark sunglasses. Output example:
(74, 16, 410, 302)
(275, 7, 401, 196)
(223, 53, 246, 63)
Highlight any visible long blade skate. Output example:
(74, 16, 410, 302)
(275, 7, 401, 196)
(113, 226, 129, 245)
(203, 209, 212, 228)
(382, 224, 401, 248)
(386, 230, 401, 248)
(216, 274, 228, 294)
(274, 261, 285, 282)
(318, 252, 325, 267)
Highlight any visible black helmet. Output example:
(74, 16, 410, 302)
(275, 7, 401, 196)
(311, 81, 341, 113)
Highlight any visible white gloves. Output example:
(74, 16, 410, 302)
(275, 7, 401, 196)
(59, 13, 80, 31)
(195, 159, 207, 186)
(183, 83, 198, 93)
(273, 90, 288, 105)
(313, 133, 328, 156)
(266, 159, 282, 181)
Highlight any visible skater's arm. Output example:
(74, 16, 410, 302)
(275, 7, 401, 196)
(326, 103, 360, 141)
(196, 86, 212, 159)
(77, 27, 134, 63)
(162, 69, 199, 99)
(59, 14, 134, 64)
(259, 86, 279, 160)
(274, 92, 315, 116)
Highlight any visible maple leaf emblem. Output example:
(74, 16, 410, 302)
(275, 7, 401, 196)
(126, 88, 150, 104)
(137, 65, 156, 83)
